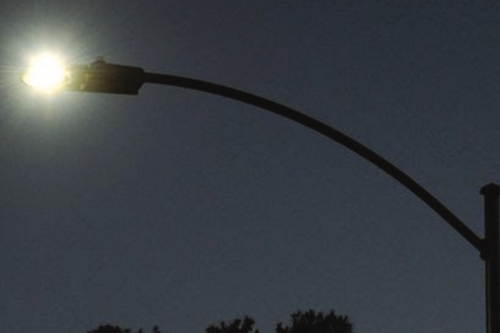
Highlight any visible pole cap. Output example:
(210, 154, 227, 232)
(480, 183, 500, 196)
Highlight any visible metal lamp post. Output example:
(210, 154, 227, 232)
(482, 184, 500, 333)
(22, 58, 500, 333)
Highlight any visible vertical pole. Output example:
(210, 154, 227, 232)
(481, 183, 500, 333)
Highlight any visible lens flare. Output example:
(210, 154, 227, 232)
(22, 53, 68, 92)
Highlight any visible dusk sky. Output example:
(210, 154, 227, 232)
(1, 2, 500, 333)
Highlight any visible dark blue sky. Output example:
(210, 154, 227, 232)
(1, 1, 500, 333)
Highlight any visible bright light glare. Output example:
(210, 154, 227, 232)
(22, 54, 68, 92)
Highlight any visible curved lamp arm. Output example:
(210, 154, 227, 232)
(143, 71, 484, 256)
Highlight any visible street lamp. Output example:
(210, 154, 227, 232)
(22, 57, 500, 333)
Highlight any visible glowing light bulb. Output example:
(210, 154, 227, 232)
(22, 54, 68, 92)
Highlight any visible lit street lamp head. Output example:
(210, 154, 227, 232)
(22, 56, 146, 95)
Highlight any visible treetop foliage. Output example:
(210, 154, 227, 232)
(206, 316, 259, 333)
(276, 310, 353, 333)
(86, 309, 354, 333)
(87, 324, 161, 333)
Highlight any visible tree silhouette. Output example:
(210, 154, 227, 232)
(276, 310, 353, 333)
(86, 324, 162, 333)
(87, 324, 131, 333)
(206, 316, 259, 333)
(85, 309, 353, 333)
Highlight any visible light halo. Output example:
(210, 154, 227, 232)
(22, 53, 69, 92)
